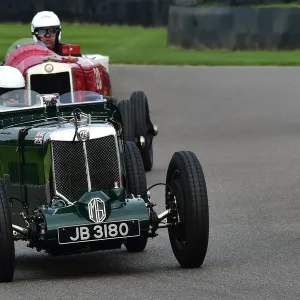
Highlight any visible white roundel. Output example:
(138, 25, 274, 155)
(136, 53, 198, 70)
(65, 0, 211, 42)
(0, 66, 25, 88)
(44, 64, 54, 73)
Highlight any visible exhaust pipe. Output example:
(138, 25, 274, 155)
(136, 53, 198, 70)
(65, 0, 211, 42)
(12, 224, 28, 235)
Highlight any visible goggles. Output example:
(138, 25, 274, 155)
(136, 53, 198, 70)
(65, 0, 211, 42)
(35, 27, 59, 38)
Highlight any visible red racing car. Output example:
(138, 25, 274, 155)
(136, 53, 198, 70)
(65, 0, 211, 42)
(2, 38, 158, 171)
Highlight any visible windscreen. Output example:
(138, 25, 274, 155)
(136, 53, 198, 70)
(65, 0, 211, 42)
(58, 91, 106, 105)
(0, 89, 43, 111)
(5, 38, 48, 57)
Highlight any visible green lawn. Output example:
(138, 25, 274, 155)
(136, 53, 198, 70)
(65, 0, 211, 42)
(1, 23, 300, 65)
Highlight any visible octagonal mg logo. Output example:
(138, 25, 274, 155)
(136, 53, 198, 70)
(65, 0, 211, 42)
(77, 130, 89, 141)
(88, 198, 106, 223)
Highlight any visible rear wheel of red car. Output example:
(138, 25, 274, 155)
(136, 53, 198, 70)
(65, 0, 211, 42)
(107, 96, 118, 106)
(130, 91, 156, 172)
(0, 179, 15, 282)
(118, 99, 136, 142)
(166, 151, 209, 268)
(123, 141, 148, 252)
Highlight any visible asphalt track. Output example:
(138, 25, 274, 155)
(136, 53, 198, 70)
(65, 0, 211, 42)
(2, 66, 300, 300)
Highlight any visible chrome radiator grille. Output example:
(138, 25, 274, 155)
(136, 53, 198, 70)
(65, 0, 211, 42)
(52, 135, 120, 203)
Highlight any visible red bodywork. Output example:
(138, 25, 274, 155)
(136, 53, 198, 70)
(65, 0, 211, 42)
(4, 44, 112, 97)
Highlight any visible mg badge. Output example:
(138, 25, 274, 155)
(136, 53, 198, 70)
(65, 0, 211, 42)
(88, 198, 106, 223)
(78, 130, 89, 141)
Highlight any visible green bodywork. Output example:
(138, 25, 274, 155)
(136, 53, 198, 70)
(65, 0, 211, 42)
(42, 194, 149, 250)
(0, 101, 149, 252)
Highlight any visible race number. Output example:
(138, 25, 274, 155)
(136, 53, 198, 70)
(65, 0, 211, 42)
(93, 67, 102, 90)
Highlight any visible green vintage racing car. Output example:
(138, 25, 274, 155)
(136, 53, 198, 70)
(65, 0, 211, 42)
(0, 89, 209, 282)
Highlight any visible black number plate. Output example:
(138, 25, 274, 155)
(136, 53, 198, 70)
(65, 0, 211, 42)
(58, 219, 140, 244)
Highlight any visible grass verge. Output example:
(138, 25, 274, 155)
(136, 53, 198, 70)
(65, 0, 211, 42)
(1, 23, 300, 66)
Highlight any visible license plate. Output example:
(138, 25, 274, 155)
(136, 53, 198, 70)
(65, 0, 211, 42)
(58, 219, 140, 244)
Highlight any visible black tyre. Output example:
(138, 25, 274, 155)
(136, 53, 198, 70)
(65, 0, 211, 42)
(0, 180, 15, 282)
(130, 91, 155, 172)
(118, 99, 136, 142)
(123, 141, 148, 252)
(166, 151, 209, 268)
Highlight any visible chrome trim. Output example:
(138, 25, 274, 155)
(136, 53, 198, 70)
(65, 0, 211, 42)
(0, 104, 44, 114)
(70, 69, 76, 103)
(50, 124, 123, 203)
(83, 141, 92, 191)
(114, 133, 122, 187)
(49, 124, 115, 142)
(55, 191, 75, 206)
(12, 224, 28, 235)
(58, 99, 108, 108)
(157, 210, 171, 222)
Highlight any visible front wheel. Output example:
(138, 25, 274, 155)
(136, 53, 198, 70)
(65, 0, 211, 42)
(166, 151, 209, 268)
(0, 179, 15, 282)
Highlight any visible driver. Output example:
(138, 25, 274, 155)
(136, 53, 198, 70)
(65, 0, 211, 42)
(0, 66, 25, 105)
(31, 11, 65, 55)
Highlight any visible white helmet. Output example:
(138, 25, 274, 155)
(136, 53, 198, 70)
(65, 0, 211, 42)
(31, 11, 62, 43)
(0, 66, 25, 90)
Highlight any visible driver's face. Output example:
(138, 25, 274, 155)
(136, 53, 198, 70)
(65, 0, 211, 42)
(40, 35, 56, 50)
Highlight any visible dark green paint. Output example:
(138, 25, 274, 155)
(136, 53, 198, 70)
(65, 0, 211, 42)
(0, 101, 144, 253)
(0, 101, 123, 187)
(42, 193, 149, 245)
(0, 102, 122, 130)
